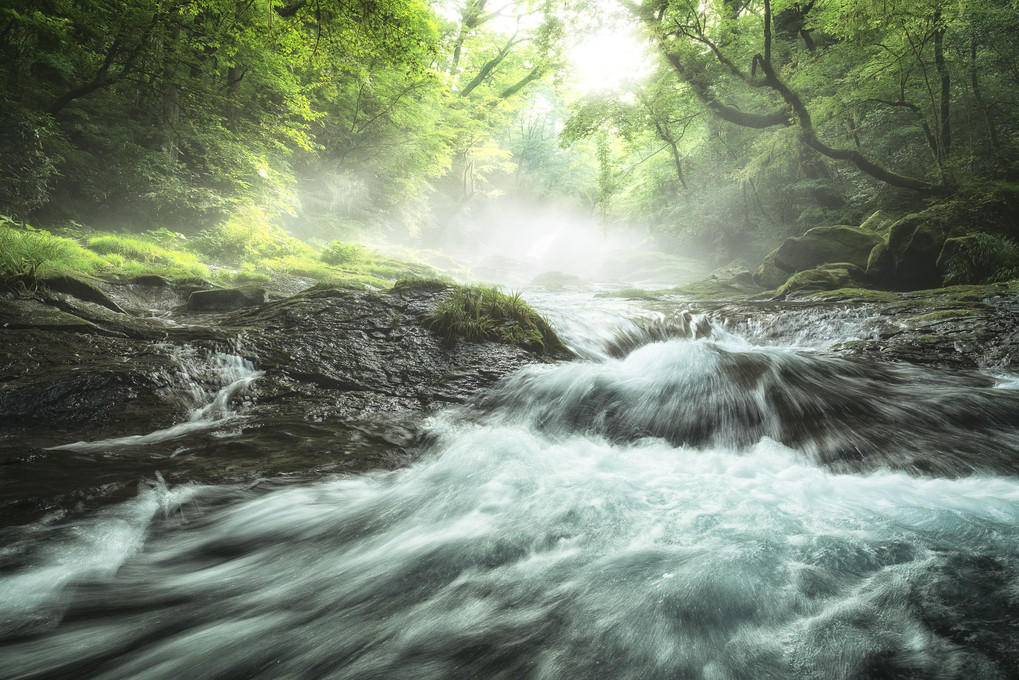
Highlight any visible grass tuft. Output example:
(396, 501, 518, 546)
(424, 283, 568, 354)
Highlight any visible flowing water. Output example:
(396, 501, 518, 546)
(3, 293, 1019, 679)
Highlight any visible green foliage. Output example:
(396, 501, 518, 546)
(321, 242, 368, 265)
(85, 233, 210, 279)
(940, 233, 1019, 285)
(425, 283, 567, 353)
(192, 206, 312, 262)
(0, 220, 106, 289)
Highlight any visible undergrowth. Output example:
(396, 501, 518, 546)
(425, 283, 568, 354)
(1, 214, 443, 294)
(0, 219, 106, 290)
(941, 233, 1019, 285)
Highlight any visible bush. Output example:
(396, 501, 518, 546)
(191, 206, 312, 262)
(939, 233, 1019, 285)
(321, 241, 367, 265)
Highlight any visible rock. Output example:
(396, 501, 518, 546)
(185, 285, 266, 311)
(773, 225, 884, 272)
(41, 275, 126, 314)
(865, 241, 893, 285)
(529, 271, 587, 290)
(773, 263, 867, 299)
(860, 210, 892, 232)
(754, 251, 793, 290)
(886, 215, 945, 290)
(130, 274, 170, 287)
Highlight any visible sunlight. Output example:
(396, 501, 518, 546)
(568, 28, 651, 94)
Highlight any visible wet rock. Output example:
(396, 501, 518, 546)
(186, 285, 266, 311)
(40, 275, 126, 314)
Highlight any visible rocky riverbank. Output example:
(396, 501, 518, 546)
(0, 277, 566, 527)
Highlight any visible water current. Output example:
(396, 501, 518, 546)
(2, 292, 1019, 679)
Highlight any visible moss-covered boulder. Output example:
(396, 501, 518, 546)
(860, 210, 892, 233)
(754, 250, 793, 289)
(866, 241, 893, 286)
(885, 215, 946, 290)
(773, 263, 868, 299)
(774, 225, 884, 272)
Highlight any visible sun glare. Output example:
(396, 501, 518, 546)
(569, 28, 651, 94)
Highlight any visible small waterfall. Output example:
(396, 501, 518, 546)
(48, 346, 263, 452)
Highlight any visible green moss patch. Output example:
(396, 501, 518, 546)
(425, 283, 568, 355)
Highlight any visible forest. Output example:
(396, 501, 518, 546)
(7, 2, 1019, 678)
(3, 0, 1019, 291)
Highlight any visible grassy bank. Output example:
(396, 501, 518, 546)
(0, 217, 437, 293)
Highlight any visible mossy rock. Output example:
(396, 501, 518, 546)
(754, 250, 793, 290)
(886, 216, 945, 290)
(866, 241, 893, 286)
(773, 266, 861, 299)
(860, 210, 892, 233)
(529, 271, 587, 290)
(774, 225, 884, 272)
(937, 233, 1019, 286)
(185, 285, 266, 312)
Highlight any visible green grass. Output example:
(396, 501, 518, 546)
(3, 218, 451, 296)
(85, 233, 210, 280)
(424, 282, 568, 354)
(0, 222, 108, 290)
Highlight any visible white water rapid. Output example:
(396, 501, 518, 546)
(2, 295, 1019, 679)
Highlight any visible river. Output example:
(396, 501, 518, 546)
(2, 290, 1019, 679)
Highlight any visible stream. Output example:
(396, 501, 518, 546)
(2, 290, 1019, 679)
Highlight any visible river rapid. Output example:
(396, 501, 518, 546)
(2, 291, 1019, 679)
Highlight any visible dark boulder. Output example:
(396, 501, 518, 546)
(754, 251, 793, 290)
(185, 285, 266, 312)
(885, 215, 945, 290)
(41, 275, 126, 314)
(773, 263, 868, 299)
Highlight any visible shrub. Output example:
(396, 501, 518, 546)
(321, 241, 367, 265)
(940, 233, 1019, 285)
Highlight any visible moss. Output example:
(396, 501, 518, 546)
(425, 283, 568, 355)
(806, 288, 897, 302)
(829, 339, 870, 350)
(594, 287, 662, 300)
(908, 309, 982, 322)
(391, 277, 454, 294)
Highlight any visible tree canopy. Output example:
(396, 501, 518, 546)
(2, 0, 1019, 261)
